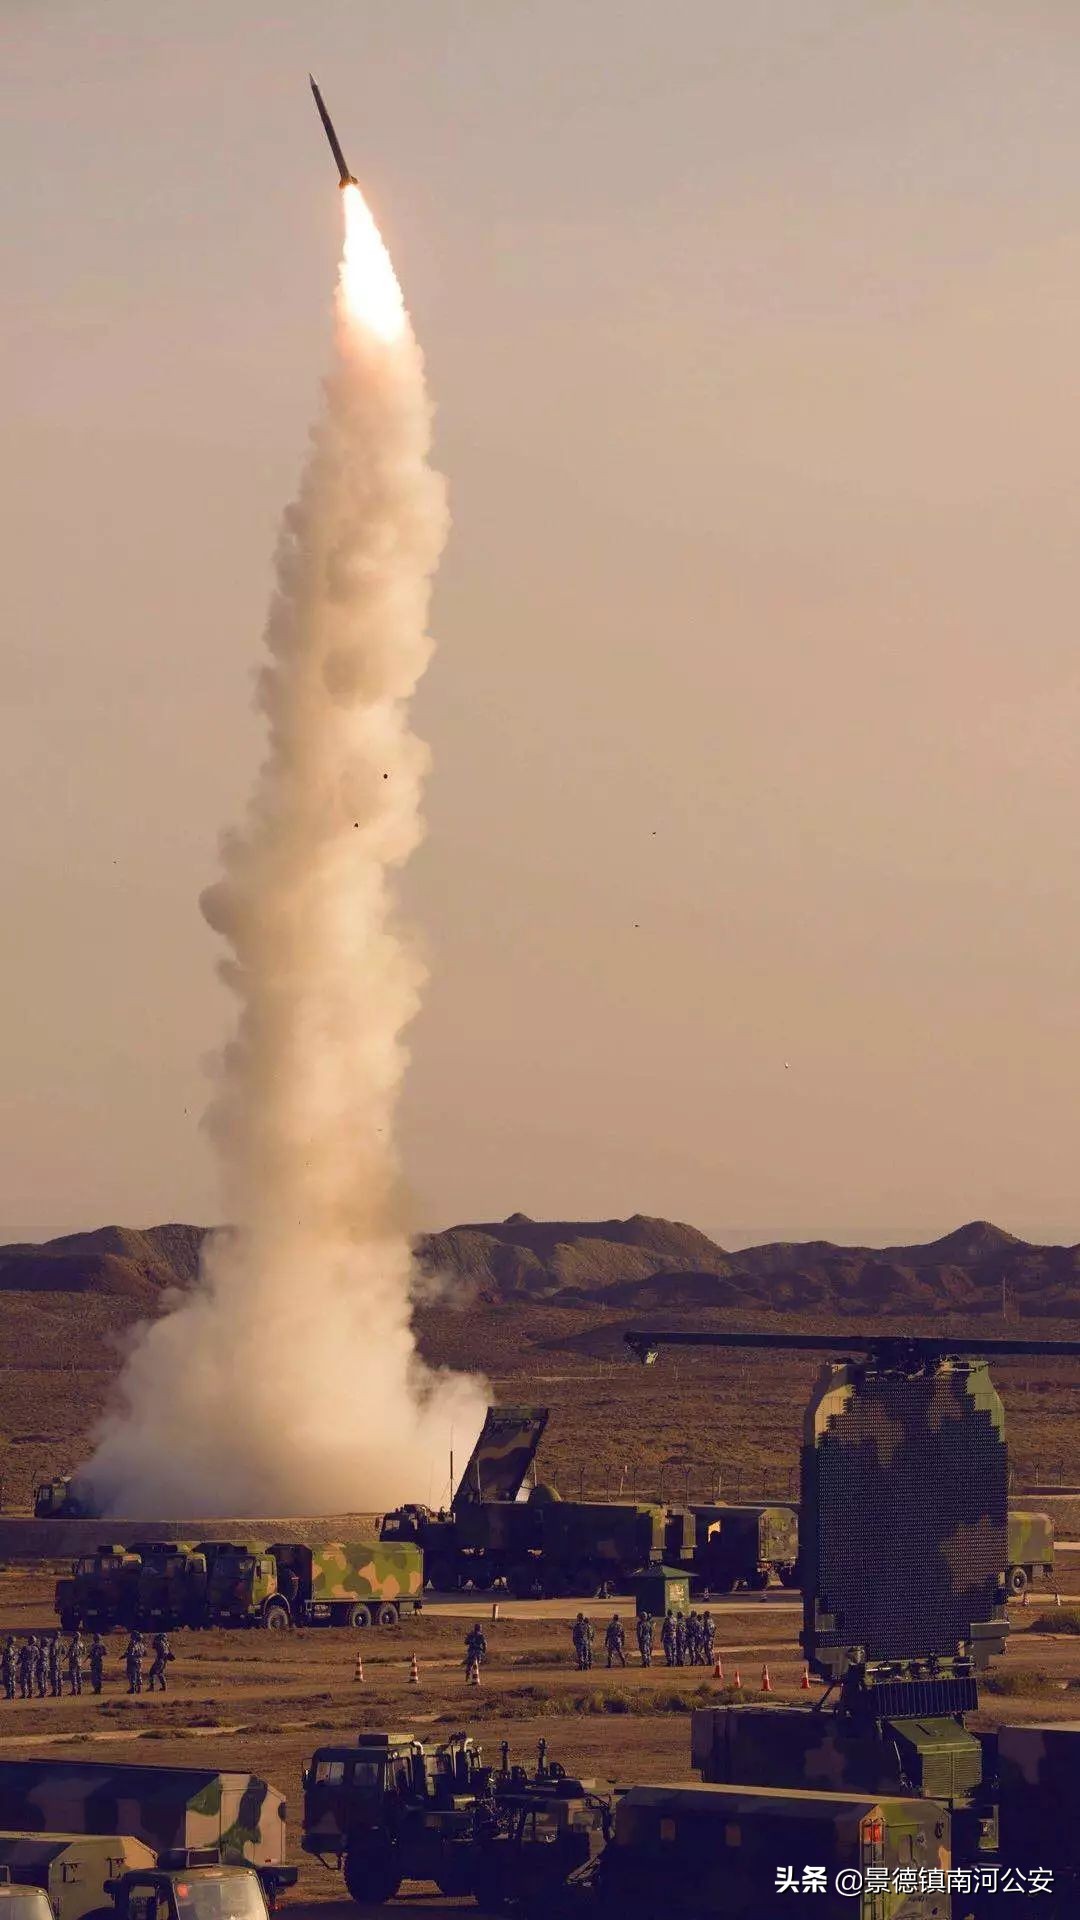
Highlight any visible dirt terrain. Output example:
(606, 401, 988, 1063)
(1, 1567, 1080, 1917)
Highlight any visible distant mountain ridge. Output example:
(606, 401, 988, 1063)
(1, 1213, 1077, 1318)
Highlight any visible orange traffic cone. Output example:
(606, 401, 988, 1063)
(732, 1667, 741, 1689)
(760, 1664, 773, 1694)
(409, 1654, 420, 1686)
(800, 1664, 810, 1690)
(468, 1660, 481, 1687)
(353, 1652, 364, 1683)
(713, 1656, 724, 1682)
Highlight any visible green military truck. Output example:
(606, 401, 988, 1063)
(101, 1851, 295, 1920)
(536, 1502, 675, 1596)
(56, 1549, 143, 1633)
(0, 1765, 288, 1877)
(1004, 1511, 1053, 1596)
(302, 1731, 484, 1902)
(560, 1782, 949, 1918)
(202, 1541, 421, 1629)
(301, 1729, 610, 1911)
(691, 1505, 799, 1591)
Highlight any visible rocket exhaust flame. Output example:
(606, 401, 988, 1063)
(84, 178, 486, 1516)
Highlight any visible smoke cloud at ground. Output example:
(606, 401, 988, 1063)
(85, 193, 488, 1516)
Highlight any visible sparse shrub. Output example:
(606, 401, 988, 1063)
(984, 1669, 1060, 1696)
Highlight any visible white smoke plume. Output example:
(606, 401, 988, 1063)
(85, 189, 488, 1516)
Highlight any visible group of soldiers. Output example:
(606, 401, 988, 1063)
(0, 1631, 175, 1700)
(571, 1608, 717, 1671)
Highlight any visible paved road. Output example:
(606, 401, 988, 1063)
(424, 1592, 800, 1618)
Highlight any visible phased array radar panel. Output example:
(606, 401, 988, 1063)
(801, 1358, 1008, 1681)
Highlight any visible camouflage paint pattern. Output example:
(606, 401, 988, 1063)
(603, 1781, 950, 1917)
(303, 1541, 422, 1602)
(801, 1358, 1008, 1679)
(133, 1545, 208, 1623)
(1006, 1510, 1054, 1578)
(691, 1705, 985, 1812)
(56, 1551, 142, 1629)
(452, 1406, 550, 1506)
(0, 1766, 286, 1866)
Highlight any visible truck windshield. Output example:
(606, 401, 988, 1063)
(173, 1873, 266, 1920)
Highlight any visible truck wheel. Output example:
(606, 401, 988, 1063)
(348, 1603, 373, 1629)
(343, 1847, 401, 1906)
(1007, 1565, 1029, 1597)
(263, 1600, 291, 1629)
(375, 1604, 398, 1627)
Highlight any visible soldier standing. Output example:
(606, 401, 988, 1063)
(16, 1639, 34, 1700)
(47, 1634, 63, 1699)
(635, 1611, 653, 1668)
(89, 1635, 106, 1696)
(702, 1610, 716, 1669)
(464, 1623, 487, 1678)
(124, 1631, 144, 1695)
(67, 1633, 84, 1697)
(1, 1636, 16, 1702)
(674, 1611, 688, 1667)
(571, 1614, 587, 1670)
(604, 1613, 626, 1669)
(661, 1611, 676, 1667)
(148, 1632, 173, 1692)
(32, 1635, 47, 1699)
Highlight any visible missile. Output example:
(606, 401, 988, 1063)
(309, 75, 358, 189)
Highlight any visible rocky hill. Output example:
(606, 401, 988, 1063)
(2, 1212, 1078, 1319)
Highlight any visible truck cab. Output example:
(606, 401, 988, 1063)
(302, 1733, 484, 1904)
(103, 1851, 295, 1920)
(0, 1870, 54, 1920)
(131, 1545, 208, 1630)
(57, 1548, 141, 1632)
(202, 1548, 278, 1628)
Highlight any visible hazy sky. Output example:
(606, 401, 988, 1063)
(4, 1, 1080, 1250)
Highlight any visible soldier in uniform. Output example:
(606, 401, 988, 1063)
(661, 1610, 676, 1667)
(124, 1631, 145, 1695)
(464, 1623, 487, 1677)
(604, 1613, 626, 1669)
(1, 1636, 16, 1702)
(148, 1632, 173, 1692)
(674, 1611, 688, 1667)
(89, 1634, 106, 1696)
(47, 1634, 63, 1699)
(32, 1635, 47, 1699)
(701, 1610, 716, 1668)
(635, 1610, 653, 1668)
(571, 1614, 588, 1670)
(67, 1632, 84, 1696)
(685, 1612, 699, 1665)
(16, 1639, 34, 1700)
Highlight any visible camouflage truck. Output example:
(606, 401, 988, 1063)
(0, 1834, 156, 1920)
(132, 1545, 208, 1630)
(302, 1731, 484, 1902)
(690, 1504, 799, 1591)
(202, 1541, 421, 1629)
(1004, 1511, 1054, 1597)
(0, 1766, 287, 1871)
(562, 1781, 951, 1918)
(536, 1501, 671, 1596)
(692, 1704, 993, 1864)
(56, 1549, 142, 1633)
(379, 1406, 551, 1591)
